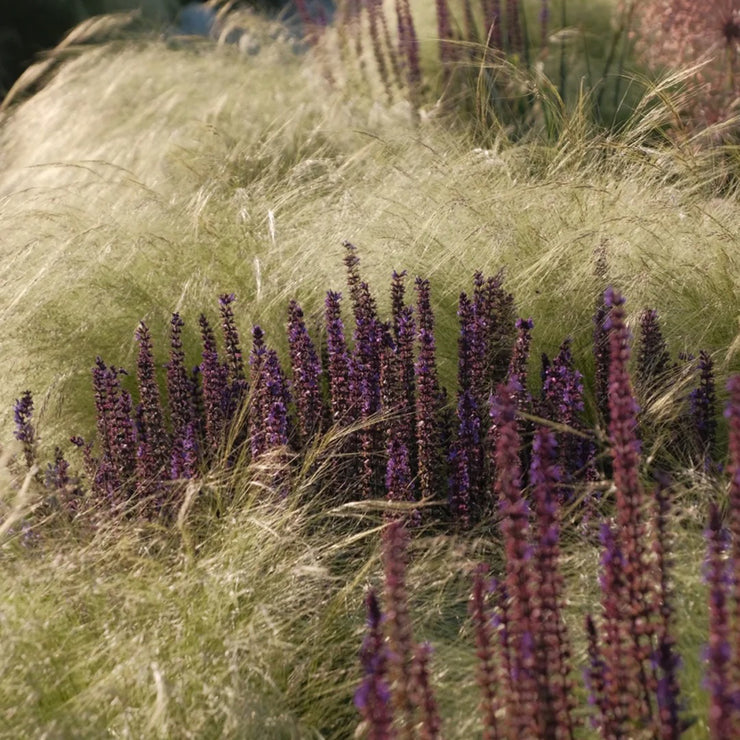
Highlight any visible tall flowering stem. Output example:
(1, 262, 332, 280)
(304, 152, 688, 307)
(691, 350, 717, 463)
(325, 290, 355, 426)
(287, 299, 324, 446)
(530, 427, 576, 739)
(411, 643, 441, 740)
(490, 378, 540, 737)
(470, 566, 500, 740)
(167, 313, 198, 479)
(539, 337, 592, 485)
(382, 519, 417, 736)
(603, 286, 656, 728)
(199, 314, 230, 457)
(651, 477, 683, 739)
(726, 374, 740, 712)
(345, 243, 384, 497)
(415, 277, 442, 503)
(13, 390, 35, 470)
(705, 502, 735, 739)
(135, 322, 171, 497)
(92, 358, 136, 500)
(636, 308, 670, 398)
(355, 589, 394, 739)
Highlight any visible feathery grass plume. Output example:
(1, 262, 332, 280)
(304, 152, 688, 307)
(490, 377, 540, 737)
(470, 566, 500, 740)
(134, 322, 171, 499)
(13, 390, 36, 470)
(529, 426, 577, 739)
(651, 476, 684, 738)
(382, 519, 417, 736)
(690, 350, 718, 464)
(91, 358, 136, 502)
(603, 286, 656, 728)
(411, 642, 441, 740)
(355, 589, 394, 739)
(287, 299, 324, 446)
(636, 308, 671, 399)
(414, 277, 443, 504)
(198, 314, 229, 458)
(705, 501, 735, 738)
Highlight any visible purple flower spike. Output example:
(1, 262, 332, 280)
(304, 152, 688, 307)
(356, 589, 394, 739)
(135, 322, 171, 492)
(92, 358, 136, 500)
(218, 293, 245, 385)
(530, 426, 576, 738)
(324, 290, 355, 426)
(382, 519, 416, 732)
(287, 300, 324, 445)
(470, 566, 500, 740)
(636, 308, 670, 398)
(415, 277, 443, 502)
(603, 287, 655, 728)
(705, 502, 734, 739)
(690, 351, 717, 464)
(490, 379, 539, 737)
(13, 390, 35, 469)
(652, 477, 684, 739)
(412, 642, 442, 739)
(199, 314, 230, 457)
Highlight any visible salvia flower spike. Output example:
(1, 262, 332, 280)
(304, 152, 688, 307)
(355, 589, 394, 739)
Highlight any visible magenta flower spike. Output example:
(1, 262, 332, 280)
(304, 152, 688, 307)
(411, 642, 442, 740)
(490, 378, 540, 737)
(690, 351, 717, 465)
(470, 566, 500, 740)
(355, 589, 394, 739)
(382, 519, 417, 732)
(603, 287, 655, 727)
(530, 426, 576, 739)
